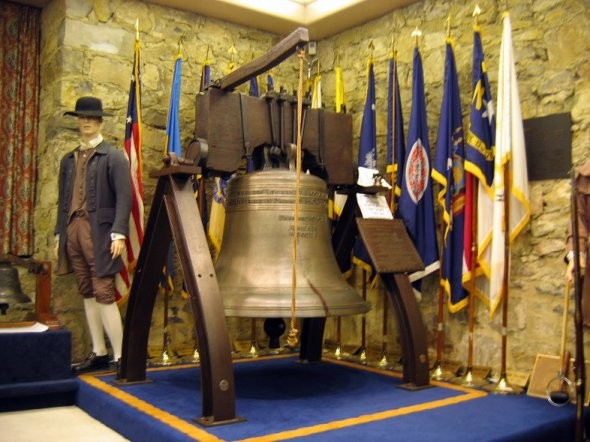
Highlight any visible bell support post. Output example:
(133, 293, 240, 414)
(119, 166, 241, 426)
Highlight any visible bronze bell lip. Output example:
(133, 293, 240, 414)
(214, 169, 370, 318)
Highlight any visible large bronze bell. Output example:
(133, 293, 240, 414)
(0, 261, 32, 315)
(214, 169, 370, 318)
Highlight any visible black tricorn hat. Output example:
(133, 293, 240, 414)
(64, 96, 112, 117)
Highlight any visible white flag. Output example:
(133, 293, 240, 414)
(488, 13, 531, 315)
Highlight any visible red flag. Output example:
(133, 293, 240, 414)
(116, 36, 144, 303)
(464, 25, 496, 308)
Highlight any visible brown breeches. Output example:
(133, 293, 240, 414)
(66, 214, 115, 304)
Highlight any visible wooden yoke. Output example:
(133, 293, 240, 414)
(193, 27, 354, 185)
(118, 166, 242, 426)
(216, 27, 309, 92)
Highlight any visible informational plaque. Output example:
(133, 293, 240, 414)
(356, 193, 393, 220)
(356, 218, 424, 274)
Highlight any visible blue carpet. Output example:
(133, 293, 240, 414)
(77, 355, 584, 441)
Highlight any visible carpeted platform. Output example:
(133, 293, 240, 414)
(77, 355, 585, 441)
(0, 329, 77, 411)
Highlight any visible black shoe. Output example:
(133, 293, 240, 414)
(109, 358, 121, 374)
(72, 353, 110, 374)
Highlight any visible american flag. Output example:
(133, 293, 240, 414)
(115, 35, 144, 303)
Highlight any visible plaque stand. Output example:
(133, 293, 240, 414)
(332, 194, 431, 389)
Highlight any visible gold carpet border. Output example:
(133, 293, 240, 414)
(325, 357, 480, 394)
(239, 390, 486, 442)
(80, 354, 486, 442)
(237, 358, 487, 441)
(79, 374, 224, 442)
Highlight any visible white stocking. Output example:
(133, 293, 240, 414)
(99, 302, 123, 361)
(83, 298, 107, 356)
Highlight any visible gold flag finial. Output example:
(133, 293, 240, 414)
(411, 26, 422, 47)
(390, 35, 396, 58)
(227, 43, 238, 72)
(446, 15, 451, 38)
(177, 36, 183, 58)
(204, 44, 211, 64)
(368, 40, 375, 63)
(473, 4, 482, 27)
(135, 19, 139, 42)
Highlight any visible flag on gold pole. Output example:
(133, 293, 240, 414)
(115, 22, 144, 304)
(329, 55, 347, 223)
(334, 55, 345, 113)
(165, 47, 182, 157)
(463, 21, 496, 308)
(160, 43, 184, 292)
(432, 37, 467, 312)
(386, 51, 405, 215)
(398, 42, 439, 284)
(488, 13, 530, 315)
(207, 46, 238, 258)
(351, 51, 376, 274)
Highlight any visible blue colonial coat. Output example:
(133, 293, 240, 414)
(55, 141, 132, 277)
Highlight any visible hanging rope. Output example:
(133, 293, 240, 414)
(287, 48, 306, 348)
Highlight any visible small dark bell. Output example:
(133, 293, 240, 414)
(0, 261, 32, 315)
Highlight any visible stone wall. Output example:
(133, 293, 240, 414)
(32, 0, 590, 378)
(317, 0, 590, 378)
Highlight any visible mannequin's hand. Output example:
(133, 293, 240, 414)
(566, 254, 587, 282)
(111, 238, 126, 260)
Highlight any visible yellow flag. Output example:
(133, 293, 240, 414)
(335, 66, 345, 113)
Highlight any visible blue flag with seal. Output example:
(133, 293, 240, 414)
(398, 47, 439, 283)
(352, 58, 376, 274)
(432, 39, 467, 312)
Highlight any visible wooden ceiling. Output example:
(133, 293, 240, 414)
(16, 0, 418, 39)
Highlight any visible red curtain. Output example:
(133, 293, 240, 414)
(0, 2, 40, 256)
